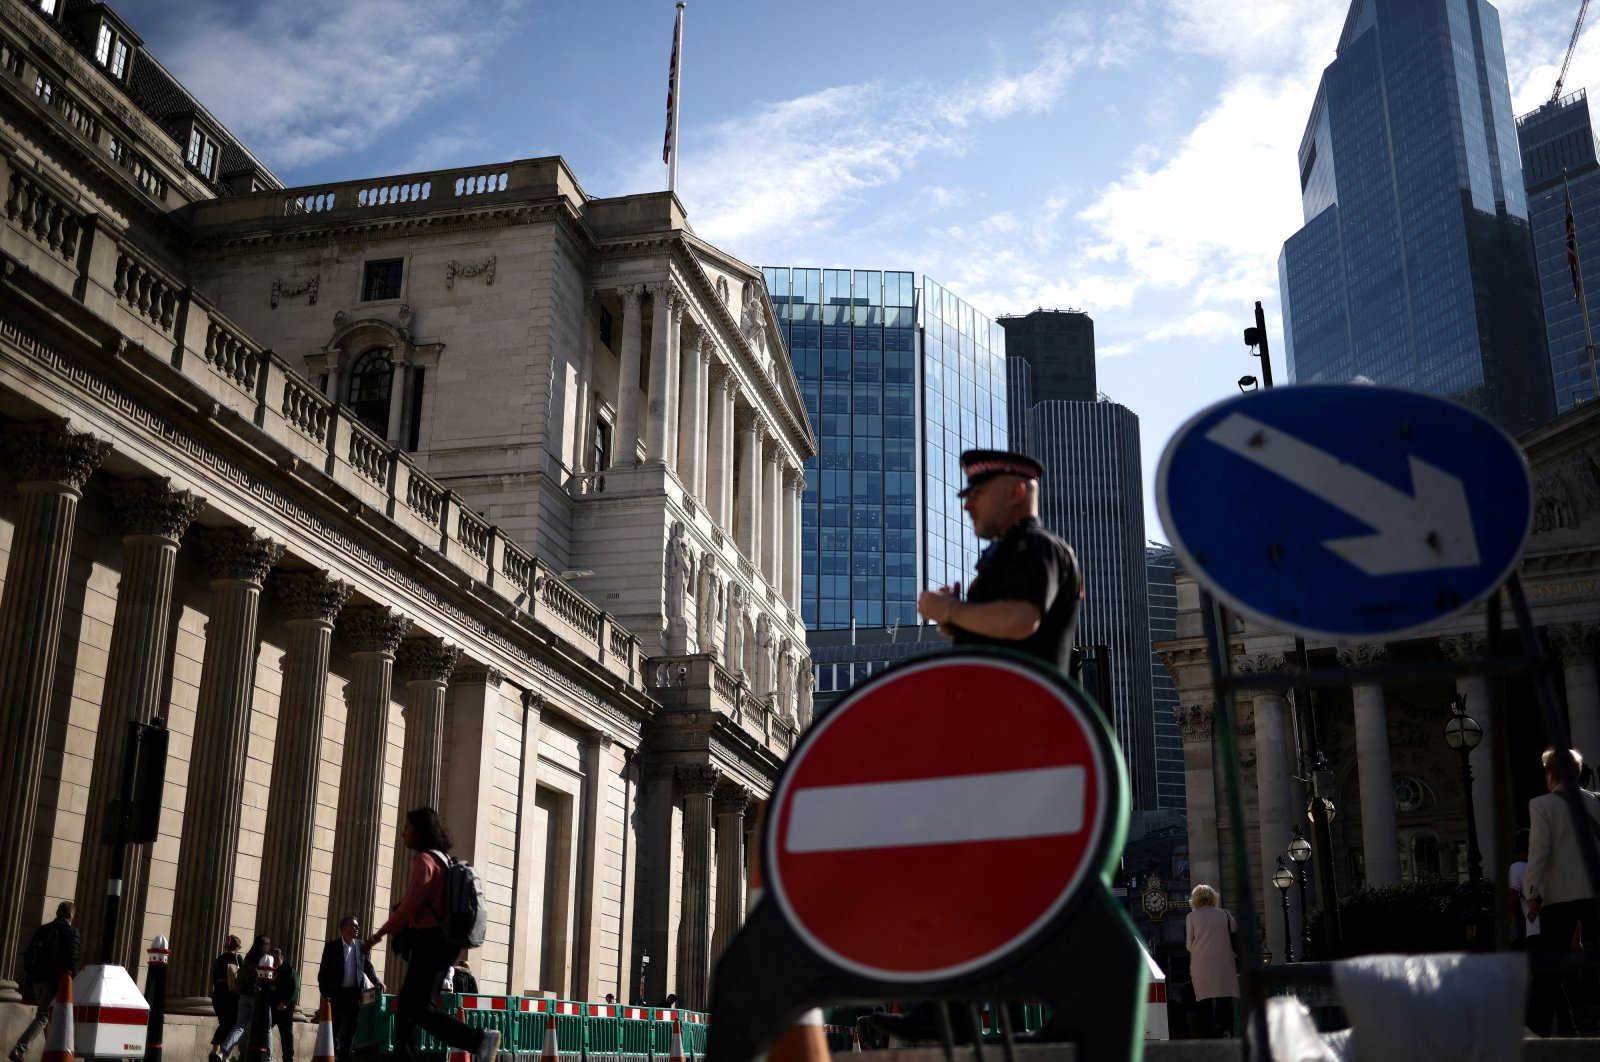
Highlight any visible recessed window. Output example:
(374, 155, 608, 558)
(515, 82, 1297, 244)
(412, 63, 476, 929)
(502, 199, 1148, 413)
(34, 0, 58, 17)
(362, 259, 404, 301)
(94, 23, 131, 80)
(347, 348, 394, 436)
(186, 126, 219, 180)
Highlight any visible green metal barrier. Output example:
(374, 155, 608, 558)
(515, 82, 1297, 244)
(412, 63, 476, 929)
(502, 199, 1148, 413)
(446, 995, 524, 1057)
(353, 995, 396, 1061)
(646, 1009, 706, 1061)
(822, 1025, 853, 1052)
(517, 999, 587, 1060)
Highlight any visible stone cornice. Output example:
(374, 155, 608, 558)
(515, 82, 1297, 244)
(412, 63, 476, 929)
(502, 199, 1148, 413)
(189, 200, 584, 256)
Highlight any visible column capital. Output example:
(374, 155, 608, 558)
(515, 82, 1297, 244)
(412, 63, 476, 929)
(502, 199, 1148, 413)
(397, 638, 461, 684)
(1548, 622, 1600, 663)
(1175, 704, 1216, 742)
(343, 604, 412, 654)
(1438, 633, 1490, 661)
(649, 279, 679, 305)
(5, 419, 110, 489)
(456, 663, 505, 687)
(670, 298, 687, 326)
(1235, 652, 1287, 674)
(735, 407, 763, 434)
(584, 730, 616, 751)
(621, 283, 645, 305)
(109, 478, 206, 540)
(1336, 644, 1388, 668)
(678, 763, 721, 796)
(715, 782, 751, 815)
(782, 464, 803, 489)
(274, 570, 353, 624)
(198, 528, 285, 585)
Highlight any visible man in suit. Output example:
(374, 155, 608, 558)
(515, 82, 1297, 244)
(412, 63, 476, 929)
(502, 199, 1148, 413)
(317, 916, 381, 1062)
(1524, 747, 1600, 1036)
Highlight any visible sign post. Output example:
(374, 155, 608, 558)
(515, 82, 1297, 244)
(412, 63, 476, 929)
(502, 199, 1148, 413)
(708, 649, 1142, 1061)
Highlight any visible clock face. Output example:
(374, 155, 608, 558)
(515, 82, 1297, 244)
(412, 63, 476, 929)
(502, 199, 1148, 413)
(1142, 889, 1167, 917)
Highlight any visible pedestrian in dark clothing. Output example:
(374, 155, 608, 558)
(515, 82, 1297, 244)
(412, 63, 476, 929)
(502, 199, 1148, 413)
(215, 935, 272, 1062)
(446, 959, 477, 995)
(7, 901, 79, 1062)
(269, 949, 299, 1062)
(318, 917, 380, 1062)
(365, 808, 499, 1062)
(210, 935, 244, 1051)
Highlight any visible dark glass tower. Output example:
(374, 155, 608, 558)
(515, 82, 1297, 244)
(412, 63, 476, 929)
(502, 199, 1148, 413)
(1279, 0, 1555, 434)
(1001, 308, 1096, 451)
(1517, 89, 1600, 412)
(762, 268, 1006, 631)
(1147, 544, 1184, 811)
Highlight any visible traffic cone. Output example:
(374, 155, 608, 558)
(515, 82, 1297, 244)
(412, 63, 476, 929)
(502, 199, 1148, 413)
(42, 971, 73, 1062)
(540, 1013, 559, 1062)
(667, 1018, 686, 1062)
(311, 999, 336, 1062)
(850, 1026, 862, 1053)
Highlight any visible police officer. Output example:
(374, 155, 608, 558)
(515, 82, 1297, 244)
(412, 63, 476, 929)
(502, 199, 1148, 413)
(916, 449, 1082, 671)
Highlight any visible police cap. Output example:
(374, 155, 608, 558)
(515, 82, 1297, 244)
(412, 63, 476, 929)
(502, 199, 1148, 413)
(957, 449, 1044, 497)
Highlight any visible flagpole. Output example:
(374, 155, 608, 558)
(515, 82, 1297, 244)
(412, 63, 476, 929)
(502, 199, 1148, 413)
(1564, 169, 1600, 404)
(666, 1, 685, 194)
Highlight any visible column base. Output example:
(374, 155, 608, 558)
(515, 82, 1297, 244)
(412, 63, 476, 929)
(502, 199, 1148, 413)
(0, 977, 19, 1003)
(166, 994, 215, 1017)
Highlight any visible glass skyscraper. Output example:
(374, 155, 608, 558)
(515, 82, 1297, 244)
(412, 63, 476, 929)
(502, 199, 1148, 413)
(762, 268, 1006, 631)
(1279, 0, 1555, 434)
(1517, 89, 1600, 412)
(1147, 544, 1184, 811)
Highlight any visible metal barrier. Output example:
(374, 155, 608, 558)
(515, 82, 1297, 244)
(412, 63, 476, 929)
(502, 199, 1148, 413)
(517, 999, 586, 1061)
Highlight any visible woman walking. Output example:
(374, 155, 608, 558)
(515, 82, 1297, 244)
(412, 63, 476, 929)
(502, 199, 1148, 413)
(1185, 885, 1239, 1038)
(208, 935, 243, 1055)
(365, 808, 499, 1062)
(213, 935, 271, 1061)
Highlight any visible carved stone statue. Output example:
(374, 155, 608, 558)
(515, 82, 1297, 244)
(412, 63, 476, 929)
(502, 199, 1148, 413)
(797, 660, 814, 728)
(664, 521, 695, 653)
(776, 639, 794, 719)
(696, 552, 722, 654)
(725, 584, 746, 676)
(755, 612, 772, 693)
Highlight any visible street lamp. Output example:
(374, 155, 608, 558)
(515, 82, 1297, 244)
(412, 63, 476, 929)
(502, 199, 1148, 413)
(1443, 702, 1484, 883)
(1237, 374, 1258, 393)
(1273, 857, 1296, 963)
(1287, 827, 1312, 956)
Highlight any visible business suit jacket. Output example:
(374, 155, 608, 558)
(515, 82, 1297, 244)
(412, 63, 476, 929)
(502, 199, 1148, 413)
(1525, 787, 1600, 906)
(317, 937, 378, 998)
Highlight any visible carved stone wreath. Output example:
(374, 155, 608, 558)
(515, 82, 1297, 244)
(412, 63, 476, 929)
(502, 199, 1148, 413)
(271, 274, 319, 308)
(445, 256, 496, 289)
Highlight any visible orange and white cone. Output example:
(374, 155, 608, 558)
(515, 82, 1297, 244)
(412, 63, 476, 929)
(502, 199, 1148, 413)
(312, 999, 337, 1062)
(668, 1018, 687, 1062)
(540, 1014, 559, 1062)
(745, 803, 829, 1062)
(42, 971, 74, 1062)
(850, 1026, 862, 1053)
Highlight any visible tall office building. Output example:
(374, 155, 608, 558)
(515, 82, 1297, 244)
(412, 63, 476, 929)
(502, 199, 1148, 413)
(1279, 0, 1555, 434)
(1517, 90, 1600, 412)
(1001, 309, 1095, 450)
(762, 268, 1007, 631)
(1147, 545, 1185, 811)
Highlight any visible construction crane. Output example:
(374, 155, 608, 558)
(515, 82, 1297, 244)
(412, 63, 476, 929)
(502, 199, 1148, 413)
(1552, 0, 1592, 105)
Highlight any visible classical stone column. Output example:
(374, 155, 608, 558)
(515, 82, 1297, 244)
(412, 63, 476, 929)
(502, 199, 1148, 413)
(327, 606, 411, 937)
(257, 571, 352, 969)
(386, 356, 409, 447)
(573, 290, 598, 472)
(170, 529, 285, 1002)
(0, 421, 109, 998)
(676, 764, 718, 1011)
(646, 283, 676, 465)
(710, 783, 750, 964)
(736, 413, 761, 561)
(74, 478, 206, 967)
(706, 367, 732, 527)
(679, 332, 708, 500)
(665, 298, 685, 475)
(1440, 633, 1496, 878)
(1337, 644, 1400, 887)
(574, 731, 612, 1001)
(783, 470, 802, 604)
(614, 285, 645, 467)
(763, 451, 781, 585)
(1237, 652, 1290, 961)
(1549, 623, 1600, 763)
(721, 377, 737, 529)
(387, 636, 459, 962)
(1175, 704, 1221, 890)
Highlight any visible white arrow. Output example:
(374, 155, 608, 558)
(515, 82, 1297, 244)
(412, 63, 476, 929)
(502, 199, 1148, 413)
(1203, 412, 1480, 576)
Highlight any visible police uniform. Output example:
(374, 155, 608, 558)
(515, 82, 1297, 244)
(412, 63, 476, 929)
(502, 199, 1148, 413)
(949, 450, 1082, 673)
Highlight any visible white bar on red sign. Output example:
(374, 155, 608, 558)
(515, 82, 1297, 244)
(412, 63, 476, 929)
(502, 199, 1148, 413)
(784, 766, 1085, 853)
(623, 1008, 647, 1019)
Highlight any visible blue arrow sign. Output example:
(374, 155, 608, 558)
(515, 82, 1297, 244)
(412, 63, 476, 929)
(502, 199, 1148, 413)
(1156, 384, 1532, 641)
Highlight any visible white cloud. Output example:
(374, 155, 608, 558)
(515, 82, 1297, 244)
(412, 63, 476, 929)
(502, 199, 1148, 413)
(137, 0, 521, 170)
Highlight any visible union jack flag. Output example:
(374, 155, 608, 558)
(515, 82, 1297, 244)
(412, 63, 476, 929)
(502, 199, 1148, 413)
(1568, 187, 1583, 303)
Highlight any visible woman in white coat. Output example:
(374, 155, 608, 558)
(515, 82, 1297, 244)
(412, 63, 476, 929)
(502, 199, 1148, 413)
(1185, 884, 1239, 1037)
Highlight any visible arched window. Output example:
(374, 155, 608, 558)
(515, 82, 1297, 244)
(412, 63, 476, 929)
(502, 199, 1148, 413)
(348, 347, 393, 436)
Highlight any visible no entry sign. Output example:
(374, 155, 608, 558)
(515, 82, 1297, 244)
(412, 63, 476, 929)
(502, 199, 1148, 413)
(766, 652, 1120, 982)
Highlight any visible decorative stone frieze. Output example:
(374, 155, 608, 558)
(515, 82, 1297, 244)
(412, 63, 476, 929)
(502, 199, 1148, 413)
(270, 274, 319, 308)
(1335, 644, 1388, 668)
(1175, 704, 1216, 742)
(445, 257, 495, 288)
(1234, 652, 1287, 674)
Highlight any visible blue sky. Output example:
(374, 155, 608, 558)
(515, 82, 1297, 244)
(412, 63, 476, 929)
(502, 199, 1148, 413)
(114, 0, 1599, 538)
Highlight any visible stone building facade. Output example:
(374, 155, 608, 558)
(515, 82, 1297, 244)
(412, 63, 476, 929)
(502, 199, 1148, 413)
(1160, 399, 1600, 962)
(0, 0, 812, 1044)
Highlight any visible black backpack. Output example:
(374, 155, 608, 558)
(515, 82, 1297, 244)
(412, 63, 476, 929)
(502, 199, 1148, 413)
(22, 922, 59, 983)
(426, 850, 487, 950)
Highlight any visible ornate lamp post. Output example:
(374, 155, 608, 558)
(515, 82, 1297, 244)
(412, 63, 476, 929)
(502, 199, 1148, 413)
(1443, 706, 1485, 883)
(1272, 857, 1296, 963)
(1287, 826, 1313, 956)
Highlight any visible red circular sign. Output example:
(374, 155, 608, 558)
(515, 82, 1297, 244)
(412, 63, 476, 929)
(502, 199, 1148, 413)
(767, 654, 1112, 982)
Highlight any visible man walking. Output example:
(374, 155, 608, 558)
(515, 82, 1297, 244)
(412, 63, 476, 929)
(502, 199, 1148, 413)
(317, 917, 379, 1062)
(1525, 747, 1600, 1036)
(269, 949, 299, 1062)
(8, 901, 80, 1062)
